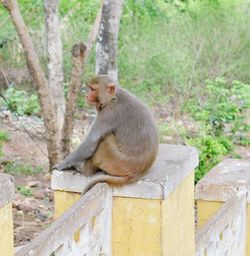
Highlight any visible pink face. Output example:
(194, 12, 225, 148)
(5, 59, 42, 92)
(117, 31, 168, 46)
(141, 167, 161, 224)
(85, 84, 98, 106)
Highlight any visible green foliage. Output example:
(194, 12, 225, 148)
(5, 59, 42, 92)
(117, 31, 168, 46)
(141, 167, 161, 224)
(186, 78, 250, 138)
(2, 87, 40, 116)
(4, 162, 43, 175)
(188, 135, 233, 182)
(0, 130, 9, 157)
(185, 78, 249, 182)
(0, 130, 9, 142)
(17, 186, 32, 196)
(119, 0, 250, 104)
(17, 186, 33, 197)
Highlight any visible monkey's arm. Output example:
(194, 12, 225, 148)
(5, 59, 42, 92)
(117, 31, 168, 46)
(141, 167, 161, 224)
(54, 117, 112, 171)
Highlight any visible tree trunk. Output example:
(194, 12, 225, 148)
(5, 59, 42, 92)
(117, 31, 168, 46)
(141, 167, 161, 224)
(96, 0, 123, 82)
(44, 0, 65, 141)
(1, 0, 61, 168)
(62, 43, 86, 157)
(85, 0, 103, 59)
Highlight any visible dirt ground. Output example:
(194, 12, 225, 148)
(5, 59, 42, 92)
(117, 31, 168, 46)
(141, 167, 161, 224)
(0, 110, 92, 247)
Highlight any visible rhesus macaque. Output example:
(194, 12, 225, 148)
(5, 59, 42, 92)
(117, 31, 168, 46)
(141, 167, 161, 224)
(53, 75, 159, 193)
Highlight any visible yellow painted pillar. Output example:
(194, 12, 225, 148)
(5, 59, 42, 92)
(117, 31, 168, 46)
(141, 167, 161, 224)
(52, 144, 198, 256)
(0, 174, 15, 256)
(195, 159, 250, 255)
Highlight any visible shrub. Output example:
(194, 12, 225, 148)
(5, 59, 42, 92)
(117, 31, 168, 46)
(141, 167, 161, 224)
(2, 87, 40, 116)
(185, 78, 249, 182)
(188, 135, 233, 183)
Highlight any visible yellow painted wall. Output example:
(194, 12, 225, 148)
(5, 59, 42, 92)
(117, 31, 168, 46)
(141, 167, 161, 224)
(162, 172, 195, 256)
(54, 191, 81, 218)
(54, 171, 195, 256)
(54, 191, 81, 241)
(112, 172, 195, 256)
(0, 203, 14, 256)
(112, 197, 162, 256)
(196, 200, 222, 229)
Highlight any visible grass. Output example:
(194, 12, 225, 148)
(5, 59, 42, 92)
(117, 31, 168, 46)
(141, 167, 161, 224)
(17, 186, 33, 197)
(0, 130, 9, 156)
(0, 130, 9, 142)
(4, 162, 44, 175)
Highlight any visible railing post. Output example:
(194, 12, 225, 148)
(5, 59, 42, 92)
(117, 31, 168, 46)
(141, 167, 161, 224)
(0, 174, 15, 256)
(52, 144, 198, 255)
(196, 159, 250, 255)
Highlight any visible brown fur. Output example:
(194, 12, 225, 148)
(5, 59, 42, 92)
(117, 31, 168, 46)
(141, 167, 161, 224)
(54, 75, 159, 194)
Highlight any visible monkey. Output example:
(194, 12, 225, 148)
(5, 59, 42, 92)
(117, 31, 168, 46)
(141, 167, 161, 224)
(53, 74, 159, 194)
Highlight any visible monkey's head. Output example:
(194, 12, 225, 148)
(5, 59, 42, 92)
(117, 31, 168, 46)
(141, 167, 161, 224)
(86, 75, 117, 110)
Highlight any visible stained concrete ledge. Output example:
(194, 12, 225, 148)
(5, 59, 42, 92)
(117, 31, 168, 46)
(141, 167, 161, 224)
(0, 173, 15, 207)
(196, 158, 250, 202)
(52, 144, 198, 199)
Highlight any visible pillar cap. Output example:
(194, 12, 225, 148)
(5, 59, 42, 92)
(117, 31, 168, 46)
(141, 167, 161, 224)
(52, 144, 198, 199)
(0, 173, 15, 207)
(196, 159, 250, 202)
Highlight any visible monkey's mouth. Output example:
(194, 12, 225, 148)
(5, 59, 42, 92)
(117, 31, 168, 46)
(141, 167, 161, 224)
(86, 100, 97, 107)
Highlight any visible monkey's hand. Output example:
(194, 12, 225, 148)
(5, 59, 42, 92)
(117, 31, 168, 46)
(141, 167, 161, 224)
(52, 163, 80, 174)
(52, 163, 63, 172)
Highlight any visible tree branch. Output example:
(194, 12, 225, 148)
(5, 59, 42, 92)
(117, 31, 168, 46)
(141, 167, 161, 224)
(62, 43, 86, 157)
(1, 0, 61, 167)
(85, 0, 103, 59)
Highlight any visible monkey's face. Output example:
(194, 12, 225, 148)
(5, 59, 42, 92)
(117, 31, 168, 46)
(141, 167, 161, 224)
(85, 84, 99, 106)
(85, 82, 116, 109)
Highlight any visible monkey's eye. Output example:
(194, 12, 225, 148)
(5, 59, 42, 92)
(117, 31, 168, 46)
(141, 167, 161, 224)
(88, 86, 94, 92)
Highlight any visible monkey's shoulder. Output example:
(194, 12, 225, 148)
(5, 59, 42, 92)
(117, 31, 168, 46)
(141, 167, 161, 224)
(117, 88, 150, 112)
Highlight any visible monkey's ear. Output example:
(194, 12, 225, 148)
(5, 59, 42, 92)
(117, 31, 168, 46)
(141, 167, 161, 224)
(107, 84, 116, 95)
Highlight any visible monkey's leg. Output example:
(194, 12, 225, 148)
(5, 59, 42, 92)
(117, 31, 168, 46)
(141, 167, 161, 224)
(81, 134, 142, 195)
(92, 134, 140, 179)
(78, 158, 99, 177)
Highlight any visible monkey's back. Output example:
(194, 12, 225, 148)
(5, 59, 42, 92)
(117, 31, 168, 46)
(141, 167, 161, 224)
(112, 88, 159, 163)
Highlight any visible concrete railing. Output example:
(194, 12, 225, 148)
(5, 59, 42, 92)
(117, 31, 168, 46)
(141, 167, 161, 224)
(0, 144, 198, 256)
(196, 159, 250, 256)
(196, 191, 247, 256)
(51, 144, 198, 255)
(16, 183, 112, 256)
(0, 174, 15, 256)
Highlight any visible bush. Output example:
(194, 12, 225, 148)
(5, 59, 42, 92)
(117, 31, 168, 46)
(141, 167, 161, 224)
(185, 78, 249, 182)
(186, 78, 250, 138)
(1, 87, 40, 116)
(188, 135, 233, 183)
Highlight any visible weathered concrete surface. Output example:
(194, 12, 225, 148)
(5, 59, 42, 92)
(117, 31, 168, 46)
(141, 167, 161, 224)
(0, 174, 14, 256)
(52, 144, 198, 199)
(0, 173, 14, 208)
(196, 159, 250, 202)
(196, 191, 247, 256)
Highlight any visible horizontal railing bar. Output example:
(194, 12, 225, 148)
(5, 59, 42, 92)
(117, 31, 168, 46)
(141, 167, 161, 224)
(16, 183, 112, 256)
(196, 190, 247, 251)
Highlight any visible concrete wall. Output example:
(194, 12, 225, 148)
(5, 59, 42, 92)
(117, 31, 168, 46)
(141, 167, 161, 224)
(0, 174, 15, 256)
(196, 192, 247, 256)
(196, 159, 250, 256)
(52, 144, 198, 256)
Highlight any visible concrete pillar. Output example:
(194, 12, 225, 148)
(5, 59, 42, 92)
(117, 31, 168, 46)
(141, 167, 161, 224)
(0, 174, 15, 256)
(52, 144, 198, 256)
(196, 159, 250, 255)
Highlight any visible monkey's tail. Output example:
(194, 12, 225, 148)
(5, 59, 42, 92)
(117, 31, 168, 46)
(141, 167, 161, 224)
(82, 174, 132, 195)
